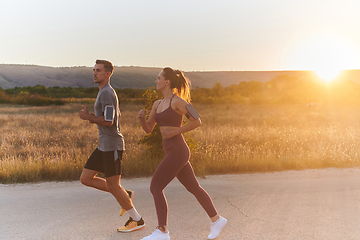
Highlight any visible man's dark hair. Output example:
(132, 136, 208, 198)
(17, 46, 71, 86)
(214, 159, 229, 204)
(96, 59, 114, 74)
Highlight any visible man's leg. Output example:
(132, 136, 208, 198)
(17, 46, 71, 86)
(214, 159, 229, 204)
(106, 175, 133, 210)
(80, 148, 109, 191)
(80, 168, 140, 219)
(80, 168, 108, 192)
(120, 190, 135, 216)
(106, 175, 145, 232)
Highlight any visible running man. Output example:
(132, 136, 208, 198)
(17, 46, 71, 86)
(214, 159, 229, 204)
(79, 59, 145, 232)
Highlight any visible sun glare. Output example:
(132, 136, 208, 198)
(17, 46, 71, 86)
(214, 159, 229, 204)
(284, 33, 360, 83)
(314, 66, 342, 83)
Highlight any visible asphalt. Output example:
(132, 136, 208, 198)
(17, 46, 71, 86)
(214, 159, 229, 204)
(1, 168, 360, 240)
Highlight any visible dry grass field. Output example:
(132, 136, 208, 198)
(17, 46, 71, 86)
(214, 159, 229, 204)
(1, 102, 360, 183)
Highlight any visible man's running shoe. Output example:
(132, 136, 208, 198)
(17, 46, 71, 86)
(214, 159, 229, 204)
(120, 190, 135, 216)
(117, 217, 145, 232)
(141, 228, 170, 240)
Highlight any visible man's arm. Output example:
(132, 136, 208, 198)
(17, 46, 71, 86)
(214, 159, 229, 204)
(79, 105, 113, 127)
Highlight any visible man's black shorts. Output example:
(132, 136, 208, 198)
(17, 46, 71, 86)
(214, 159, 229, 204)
(84, 148, 123, 177)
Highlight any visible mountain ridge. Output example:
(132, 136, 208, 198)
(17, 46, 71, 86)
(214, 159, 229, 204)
(1, 64, 359, 89)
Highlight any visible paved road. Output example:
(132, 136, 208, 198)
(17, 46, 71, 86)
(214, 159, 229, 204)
(1, 168, 360, 240)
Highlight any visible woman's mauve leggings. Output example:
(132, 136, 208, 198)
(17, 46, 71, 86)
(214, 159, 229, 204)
(150, 134, 218, 227)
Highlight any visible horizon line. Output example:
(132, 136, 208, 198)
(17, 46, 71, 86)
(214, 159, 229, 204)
(0, 63, 359, 73)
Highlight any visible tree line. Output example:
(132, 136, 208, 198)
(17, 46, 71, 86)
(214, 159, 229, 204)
(1, 74, 360, 106)
(192, 75, 360, 105)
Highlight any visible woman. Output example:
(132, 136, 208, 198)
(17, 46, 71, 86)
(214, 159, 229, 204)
(138, 67, 227, 240)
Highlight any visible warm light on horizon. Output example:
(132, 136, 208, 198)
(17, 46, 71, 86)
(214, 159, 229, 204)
(284, 33, 360, 83)
(315, 68, 342, 83)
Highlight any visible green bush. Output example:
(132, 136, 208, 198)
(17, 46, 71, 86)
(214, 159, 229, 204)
(138, 87, 164, 157)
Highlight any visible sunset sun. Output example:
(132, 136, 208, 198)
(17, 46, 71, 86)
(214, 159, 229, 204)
(285, 33, 360, 83)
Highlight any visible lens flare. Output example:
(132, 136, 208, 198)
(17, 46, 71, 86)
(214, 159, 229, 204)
(284, 33, 360, 83)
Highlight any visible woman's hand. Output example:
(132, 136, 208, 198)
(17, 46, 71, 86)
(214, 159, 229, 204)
(138, 109, 146, 119)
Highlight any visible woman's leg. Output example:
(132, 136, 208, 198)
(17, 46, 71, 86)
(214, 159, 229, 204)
(150, 146, 189, 228)
(176, 162, 218, 218)
(177, 162, 227, 239)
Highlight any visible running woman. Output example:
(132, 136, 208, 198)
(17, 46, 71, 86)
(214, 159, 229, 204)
(138, 67, 227, 240)
(79, 59, 145, 233)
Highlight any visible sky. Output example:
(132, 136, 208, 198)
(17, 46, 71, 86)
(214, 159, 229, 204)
(1, 0, 360, 73)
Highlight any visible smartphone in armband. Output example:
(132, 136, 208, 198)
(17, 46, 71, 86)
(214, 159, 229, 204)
(185, 104, 200, 120)
(104, 105, 115, 121)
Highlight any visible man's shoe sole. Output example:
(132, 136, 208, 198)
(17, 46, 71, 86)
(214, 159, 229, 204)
(117, 224, 145, 232)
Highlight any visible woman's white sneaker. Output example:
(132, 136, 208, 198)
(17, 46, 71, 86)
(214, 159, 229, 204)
(208, 216, 227, 239)
(141, 228, 170, 240)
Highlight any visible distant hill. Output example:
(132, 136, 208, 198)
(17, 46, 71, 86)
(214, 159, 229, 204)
(1, 64, 360, 89)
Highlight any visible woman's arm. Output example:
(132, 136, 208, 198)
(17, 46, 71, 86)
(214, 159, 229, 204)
(160, 97, 201, 139)
(138, 100, 160, 133)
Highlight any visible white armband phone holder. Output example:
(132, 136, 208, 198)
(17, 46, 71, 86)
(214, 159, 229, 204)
(185, 104, 200, 120)
(104, 105, 115, 122)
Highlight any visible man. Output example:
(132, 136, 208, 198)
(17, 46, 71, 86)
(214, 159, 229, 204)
(79, 59, 144, 232)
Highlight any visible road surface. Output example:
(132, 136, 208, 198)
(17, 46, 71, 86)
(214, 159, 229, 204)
(1, 168, 360, 240)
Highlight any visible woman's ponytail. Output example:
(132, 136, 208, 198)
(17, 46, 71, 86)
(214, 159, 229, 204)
(163, 67, 191, 102)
